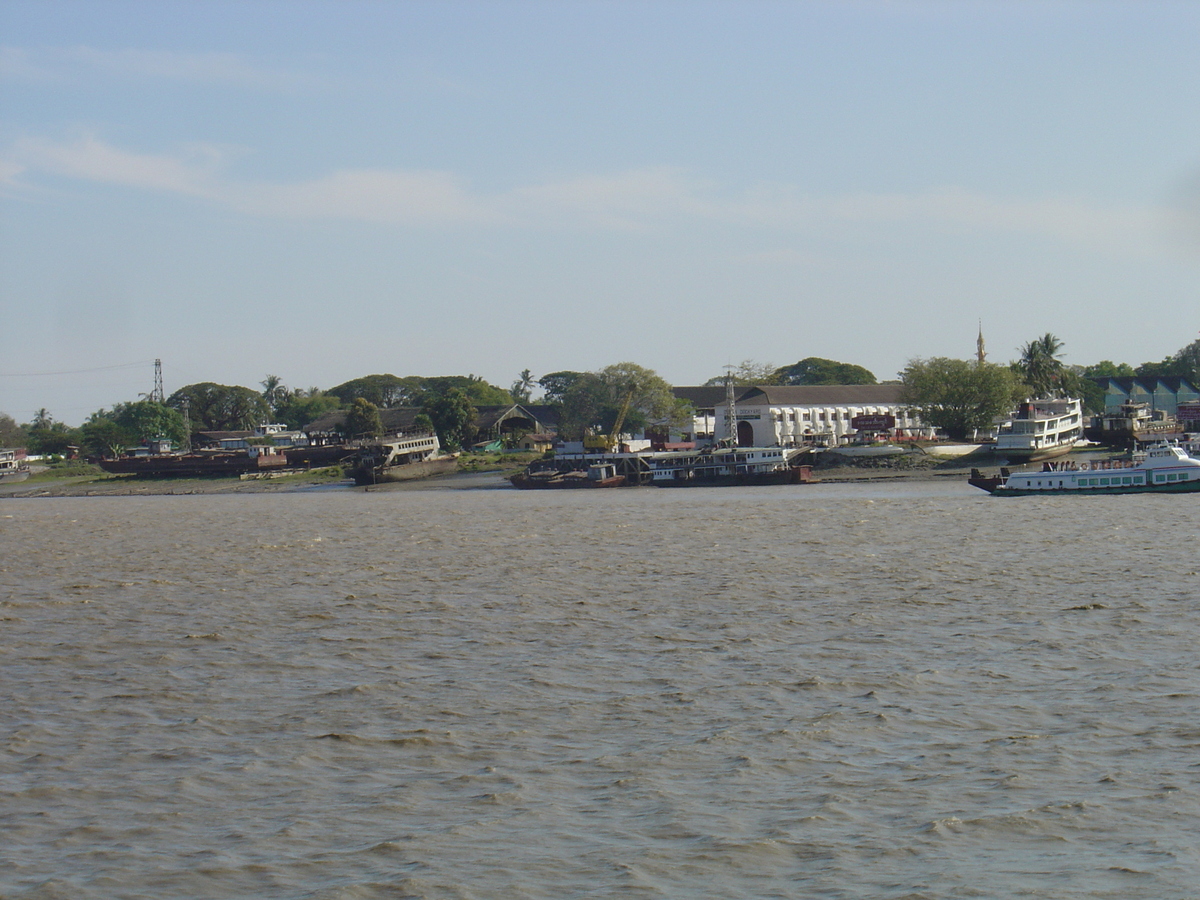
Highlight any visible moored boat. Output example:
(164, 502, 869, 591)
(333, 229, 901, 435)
(0, 448, 30, 483)
(969, 441, 1200, 495)
(992, 397, 1084, 462)
(509, 463, 626, 489)
(650, 445, 813, 486)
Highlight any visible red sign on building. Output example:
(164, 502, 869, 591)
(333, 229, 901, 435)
(850, 414, 896, 431)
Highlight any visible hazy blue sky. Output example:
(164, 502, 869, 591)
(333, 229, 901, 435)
(3, 0, 1200, 424)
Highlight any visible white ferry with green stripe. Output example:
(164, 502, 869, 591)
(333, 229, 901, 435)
(969, 442, 1200, 495)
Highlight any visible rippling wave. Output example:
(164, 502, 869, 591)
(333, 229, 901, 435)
(2, 482, 1198, 898)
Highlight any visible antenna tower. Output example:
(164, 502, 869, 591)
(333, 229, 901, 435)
(153, 359, 165, 403)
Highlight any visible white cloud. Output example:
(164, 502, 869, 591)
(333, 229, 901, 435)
(236, 169, 501, 225)
(2, 134, 1164, 252)
(12, 135, 220, 196)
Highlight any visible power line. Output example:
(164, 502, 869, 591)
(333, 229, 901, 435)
(0, 361, 155, 378)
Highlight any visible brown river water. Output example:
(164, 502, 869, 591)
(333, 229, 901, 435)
(2, 476, 1199, 898)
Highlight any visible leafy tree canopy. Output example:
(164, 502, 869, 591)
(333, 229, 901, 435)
(900, 357, 1023, 442)
(273, 390, 341, 430)
(1135, 338, 1200, 383)
(343, 398, 384, 439)
(1080, 360, 1135, 378)
(328, 373, 512, 409)
(558, 362, 688, 441)
(0, 413, 25, 448)
(775, 357, 877, 386)
(327, 374, 417, 408)
(111, 400, 188, 445)
(167, 383, 272, 432)
(537, 371, 585, 405)
(22, 409, 79, 456)
(424, 388, 476, 451)
(417, 375, 511, 407)
(80, 418, 132, 458)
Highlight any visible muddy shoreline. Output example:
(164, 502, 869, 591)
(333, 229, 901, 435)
(0, 460, 988, 498)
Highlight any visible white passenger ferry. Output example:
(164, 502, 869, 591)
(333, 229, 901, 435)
(992, 397, 1084, 462)
(969, 442, 1200, 495)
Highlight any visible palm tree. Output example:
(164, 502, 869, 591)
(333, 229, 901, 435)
(1017, 333, 1066, 397)
(511, 369, 536, 403)
(260, 374, 286, 415)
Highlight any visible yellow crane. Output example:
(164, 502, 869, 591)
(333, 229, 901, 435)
(583, 388, 635, 451)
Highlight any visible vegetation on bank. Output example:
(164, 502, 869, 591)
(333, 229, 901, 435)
(4, 333, 1199, 457)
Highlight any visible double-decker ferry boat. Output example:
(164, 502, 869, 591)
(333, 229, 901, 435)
(969, 442, 1200, 495)
(992, 397, 1084, 462)
(0, 448, 30, 483)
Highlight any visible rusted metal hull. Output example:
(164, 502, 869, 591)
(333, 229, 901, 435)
(97, 452, 290, 478)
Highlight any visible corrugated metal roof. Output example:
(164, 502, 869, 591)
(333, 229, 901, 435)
(730, 384, 906, 405)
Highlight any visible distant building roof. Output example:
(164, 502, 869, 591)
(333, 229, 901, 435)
(672, 386, 729, 410)
(1091, 375, 1199, 394)
(728, 384, 906, 406)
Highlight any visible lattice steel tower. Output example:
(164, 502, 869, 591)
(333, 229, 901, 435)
(153, 359, 164, 403)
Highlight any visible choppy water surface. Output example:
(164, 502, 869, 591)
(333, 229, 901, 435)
(2, 479, 1199, 899)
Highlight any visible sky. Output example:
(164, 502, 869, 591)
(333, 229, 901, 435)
(2, 0, 1200, 425)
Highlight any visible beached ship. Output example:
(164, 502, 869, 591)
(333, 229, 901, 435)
(0, 448, 30, 483)
(1084, 401, 1181, 448)
(350, 433, 458, 485)
(509, 462, 625, 489)
(97, 443, 290, 477)
(969, 441, 1200, 495)
(992, 397, 1084, 462)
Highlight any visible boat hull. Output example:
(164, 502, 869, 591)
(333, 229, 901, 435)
(991, 442, 1076, 463)
(97, 452, 289, 477)
(980, 479, 1200, 497)
(352, 456, 459, 485)
(509, 472, 626, 489)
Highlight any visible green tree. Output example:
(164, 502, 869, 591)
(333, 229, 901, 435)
(775, 357, 877, 385)
(343, 398, 384, 438)
(1080, 360, 1136, 378)
(112, 400, 188, 445)
(900, 357, 1023, 441)
(424, 388, 476, 450)
(537, 371, 585, 405)
(274, 390, 341, 430)
(327, 374, 417, 408)
(416, 375, 512, 407)
(558, 362, 687, 440)
(261, 374, 287, 416)
(1136, 338, 1200, 383)
(23, 410, 78, 456)
(167, 383, 272, 432)
(1014, 333, 1067, 397)
(0, 413, 26, 448)
(80, 417, 135, 458)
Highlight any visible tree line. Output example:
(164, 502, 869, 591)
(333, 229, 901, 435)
(4, 336, 1198, 456)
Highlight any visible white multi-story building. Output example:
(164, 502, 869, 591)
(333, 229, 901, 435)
(673, 384, 931, 447)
